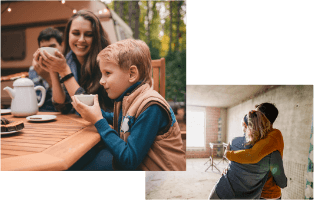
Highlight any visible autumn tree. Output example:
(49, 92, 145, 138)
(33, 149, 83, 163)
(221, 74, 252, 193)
(106, 0, 186, 102)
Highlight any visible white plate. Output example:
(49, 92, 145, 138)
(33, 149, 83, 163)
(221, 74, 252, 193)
(1, 109, 11, 115)
(1, 129, 23, 135)
(26, 115, 57, 122)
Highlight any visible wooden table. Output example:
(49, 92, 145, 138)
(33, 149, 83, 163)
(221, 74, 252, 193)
(1, 112, 101, 171)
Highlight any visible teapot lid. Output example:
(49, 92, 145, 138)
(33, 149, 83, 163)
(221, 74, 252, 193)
(13, 77, 34, 87)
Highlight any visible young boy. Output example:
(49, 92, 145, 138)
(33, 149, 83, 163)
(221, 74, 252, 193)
(72, 39, 186, 171)
(225, 103, 284, 199)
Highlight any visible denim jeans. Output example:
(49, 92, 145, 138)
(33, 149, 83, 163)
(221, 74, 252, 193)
(68, 145, 113, 171)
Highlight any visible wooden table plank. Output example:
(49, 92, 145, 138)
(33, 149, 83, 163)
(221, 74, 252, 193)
(43, 126, 100, 169)
(25, 128, 83, 132)
(1, 149, 36, 156)
(2, 144, 46, 152)
(1, 153, 67, 171)
(2, 133, 69, 140)
(1, 138, 58, 145)
(1, 112, 101, 171)
(1, 154, 15, 159)
(23, 130, 73, 135)
(1, 135, 65, 141)
(26, 125, 84, 130)
(1, 141, 51, 148)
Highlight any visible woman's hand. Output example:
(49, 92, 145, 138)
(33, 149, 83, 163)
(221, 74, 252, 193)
(223, 142, 231, 158)
(221, 167, 228, 176)
(71, 94, 103, 124)
(38, 50, 70, 76)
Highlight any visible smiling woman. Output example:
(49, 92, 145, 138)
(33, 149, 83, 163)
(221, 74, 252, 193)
(68, 17, 94, 64)
(34, 10, 113, 114)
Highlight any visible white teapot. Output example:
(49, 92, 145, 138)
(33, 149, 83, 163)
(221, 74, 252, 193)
(3, 77, 46, 117)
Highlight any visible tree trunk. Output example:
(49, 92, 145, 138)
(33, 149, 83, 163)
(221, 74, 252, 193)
(169, 1, 172, 52)
(114, 1, 118, 13)
(175, 1, 182, 51)
(147, 0, 150, 43)
(134, 1, 140, 39)
(119, 1, 124, 19)
(128, 1, 133, 30)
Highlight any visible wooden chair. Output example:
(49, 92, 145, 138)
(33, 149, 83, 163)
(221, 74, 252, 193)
(152, 58, 188, 142)
(152, 58, 166, 98)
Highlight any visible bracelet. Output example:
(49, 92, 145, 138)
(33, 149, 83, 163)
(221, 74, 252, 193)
(60, 73, 74, 83)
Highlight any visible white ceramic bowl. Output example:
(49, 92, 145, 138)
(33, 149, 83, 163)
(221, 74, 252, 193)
(74, 94, 96, 106)
(40, 47, 58, 56)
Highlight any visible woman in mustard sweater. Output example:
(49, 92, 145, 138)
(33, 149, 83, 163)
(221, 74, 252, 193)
(209, 110, 287, 199)
(225, 103, 285, 199)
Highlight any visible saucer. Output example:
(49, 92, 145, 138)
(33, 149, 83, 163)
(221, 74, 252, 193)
(26, 115, 57, 122)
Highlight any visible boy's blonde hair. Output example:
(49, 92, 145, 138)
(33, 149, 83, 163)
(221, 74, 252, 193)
(245, 110, 272, 146)
(97, 39, 152, 86)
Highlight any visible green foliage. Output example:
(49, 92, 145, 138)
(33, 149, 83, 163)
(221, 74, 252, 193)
(139, 1, 147, 42)
(165, 50, 186, 102)
(107, 0, 186, 102)
(148, 41, 160, 60)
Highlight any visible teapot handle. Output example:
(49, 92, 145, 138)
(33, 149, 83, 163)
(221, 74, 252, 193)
(34, 86, 46, 107)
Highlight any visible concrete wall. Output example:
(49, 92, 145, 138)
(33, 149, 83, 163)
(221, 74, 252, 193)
(226, 85, 313, 199)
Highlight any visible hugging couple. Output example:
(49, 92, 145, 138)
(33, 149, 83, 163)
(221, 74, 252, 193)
(209, 103, 287, 199)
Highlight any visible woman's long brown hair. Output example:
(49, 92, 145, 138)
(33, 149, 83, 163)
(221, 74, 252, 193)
(245, 110, 272, 146)
(63, 10, 113, 110)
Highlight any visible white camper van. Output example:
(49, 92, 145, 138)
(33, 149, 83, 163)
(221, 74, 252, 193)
(1, 0, 133, 106)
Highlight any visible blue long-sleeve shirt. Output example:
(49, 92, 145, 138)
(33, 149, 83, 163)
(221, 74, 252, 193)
(94, 82, 169, 170)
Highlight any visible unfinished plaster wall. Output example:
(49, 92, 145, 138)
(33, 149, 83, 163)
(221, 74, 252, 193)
(226, 85, 313, 199)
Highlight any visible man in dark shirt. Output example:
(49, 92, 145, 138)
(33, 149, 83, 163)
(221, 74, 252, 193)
(209, 112, 287, 199)
(29, 27, 63, 111)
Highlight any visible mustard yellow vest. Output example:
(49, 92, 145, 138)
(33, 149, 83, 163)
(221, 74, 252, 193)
(112, 83, 186, 171)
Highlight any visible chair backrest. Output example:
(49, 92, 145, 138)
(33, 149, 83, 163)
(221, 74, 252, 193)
(151, 57, 166, 98)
